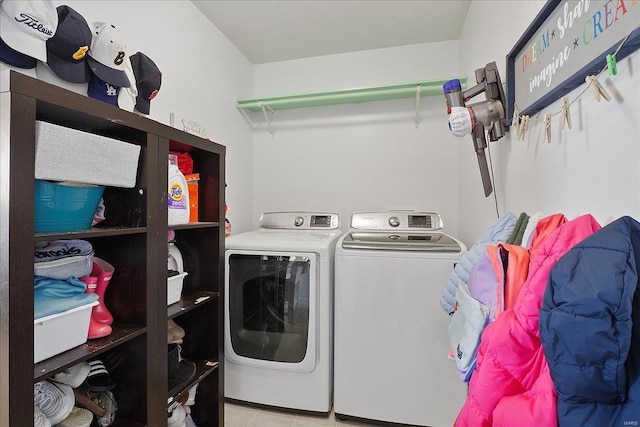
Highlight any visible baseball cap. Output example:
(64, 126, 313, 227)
(0, 0, 58, 63)
(87, 22, 130, 87)
(0, 35, 36, 68)
(130, 52, 162, 115)
(87, 72, 120, 106)
(46, 5, 91, 83)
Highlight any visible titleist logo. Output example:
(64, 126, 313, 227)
(14, 13, 54, 36)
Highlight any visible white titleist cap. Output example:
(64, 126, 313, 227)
(0, 0, 58, 62)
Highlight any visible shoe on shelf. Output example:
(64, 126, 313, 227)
(91, 257, 115, 325)
(33, 380, 74, 425)
(81, 359, 116, 392)
(80, 276, 112, 339)
(34, 406, 51, 427)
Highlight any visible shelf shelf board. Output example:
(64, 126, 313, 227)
(237, 77, 467, 112)
(168, 290, 219, 319)
(35, 226, 147, 241)
(34, 323, 146, 381)
(168, 221, 221, 231)
(110, 420, 147, 427)
(168, 358, 219, 406)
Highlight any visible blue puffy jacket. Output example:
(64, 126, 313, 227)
(540, 216, 640, 426)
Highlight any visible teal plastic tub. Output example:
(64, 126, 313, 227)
(34, 180, 105, 233)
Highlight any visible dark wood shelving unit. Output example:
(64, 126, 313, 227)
(0, 70, 225, 426)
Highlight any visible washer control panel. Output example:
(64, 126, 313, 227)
(260, 212, 340, 230)
(350, 212, 443, 231)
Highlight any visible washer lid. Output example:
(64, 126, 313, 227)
(225, 228, 343, 254)
(341, 231, 462, 252)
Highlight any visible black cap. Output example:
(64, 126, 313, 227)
(130, 52, 161, 114)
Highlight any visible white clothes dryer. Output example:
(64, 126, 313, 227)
(334, 212, 468, 426)
(224, 212, 341, 413)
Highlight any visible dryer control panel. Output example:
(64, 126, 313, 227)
(349, 212, 443, 231)
(259, 212, 340, 230)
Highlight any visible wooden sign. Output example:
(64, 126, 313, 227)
(506, 0, 640, 122)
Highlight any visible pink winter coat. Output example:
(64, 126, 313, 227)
(454, 214, 601, 427)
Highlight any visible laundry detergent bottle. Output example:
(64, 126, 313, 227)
(168, 154, 190, 226)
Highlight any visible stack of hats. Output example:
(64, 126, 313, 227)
(0, 1, 162, 113)
(167, 319, 198, 427)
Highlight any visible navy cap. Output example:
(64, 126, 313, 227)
(46, 5, 92, 83)
(87, 73, 120, 106)
(0, 36, 36, 68)
(130, 52, 161, 114)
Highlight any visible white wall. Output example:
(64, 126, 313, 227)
(12, 1, 637, 243)
(251, 41, 462, 235)
(457, 1, 640, 245)
(0, 1, 255, 233)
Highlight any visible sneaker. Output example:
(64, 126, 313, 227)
(34, 380, 74, 425)
(167, 403, 187, 427)
(58, 406, 94, 427)
(34, 406, 51, 427)
(53, 361, 91, 388)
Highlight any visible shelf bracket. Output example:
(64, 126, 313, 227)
(258, 101, 275, 136)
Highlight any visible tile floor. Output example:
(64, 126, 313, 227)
(224, 401, 383, 427)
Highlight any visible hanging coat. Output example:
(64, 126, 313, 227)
(441, 212, 516, 315)
(540, 216, 640, 426)
(454, 213, 600, 427)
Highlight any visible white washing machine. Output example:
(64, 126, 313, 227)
(334, 212, 468, 426)
(224, 212, 341, 413)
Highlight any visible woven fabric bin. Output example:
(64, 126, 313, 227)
(35, 121, 141, 188)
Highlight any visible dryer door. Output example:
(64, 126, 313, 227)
(225, 250, 317, 373)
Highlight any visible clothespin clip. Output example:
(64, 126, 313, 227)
(544, 114, 552, 143)
(606, 53, 618, 76)
(560, 97, 572, 130)
(511, 104, 520, 135)
(585, 75, 611, 102)
(518, 115, 529, 141)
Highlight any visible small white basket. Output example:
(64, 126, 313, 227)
(34, 301, 98, 363)
(168, 272, 188, 306)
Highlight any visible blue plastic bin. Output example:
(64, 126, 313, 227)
(34, 180, 105, 233)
